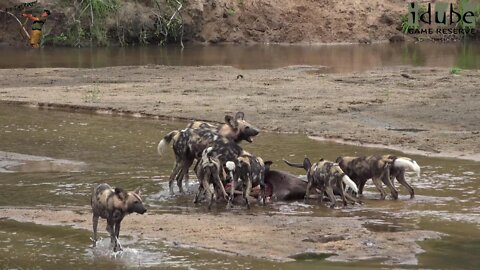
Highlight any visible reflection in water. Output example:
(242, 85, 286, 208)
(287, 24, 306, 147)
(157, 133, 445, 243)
(0, 104, 479, 269)
(0, 42, 479, 71)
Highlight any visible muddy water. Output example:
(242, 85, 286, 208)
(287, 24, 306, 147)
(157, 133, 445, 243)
(0, 42, 479, 72)
(0, 104, 479, 269)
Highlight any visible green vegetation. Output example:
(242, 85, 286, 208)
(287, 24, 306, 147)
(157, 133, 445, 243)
(47, 0, 185, 47)
(455, 0, 479, 38)
(225, 7, 236, 16)
(450, 66, 462, 74)
(400, 5, 427, 34)
(400, 2, 479, 38)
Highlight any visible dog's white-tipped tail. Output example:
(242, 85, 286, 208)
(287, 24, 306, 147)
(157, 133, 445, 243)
(226, 161, 235, 180)
(157, 130, 179, 157)
(342, 175, 358, 193)
(157, 139, 167, 156)
(226, 161, 236, 172)
(394, 158, 421, 177)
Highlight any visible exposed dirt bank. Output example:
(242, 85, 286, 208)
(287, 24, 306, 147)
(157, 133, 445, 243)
(1, 0, 409, 47)
(0, 65, 479, 161)
(0, 207, 442, 264)
(183, 0, 406, 44)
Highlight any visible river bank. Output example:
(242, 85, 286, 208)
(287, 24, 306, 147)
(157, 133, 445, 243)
(0, 65, 479, 161)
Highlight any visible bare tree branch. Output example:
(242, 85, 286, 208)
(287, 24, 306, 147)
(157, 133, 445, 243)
(166, 0, 182, 28)
(0, 10, 30, 39)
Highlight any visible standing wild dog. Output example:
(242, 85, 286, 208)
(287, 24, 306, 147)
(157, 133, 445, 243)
(225, 151, 271, 208)
(335, 155, 396, 200)
(186, 112, 257, 143)
(383, 155, 420, 198)
(158, 112, 259, 194)
(284, 158, 359, 208)
(194, 147, 230, 209)
(335, 155, 420, 199)
(91, 184, 147, 252)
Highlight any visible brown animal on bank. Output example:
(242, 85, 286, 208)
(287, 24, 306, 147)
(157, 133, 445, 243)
(194, 147, 229, 209)
(225, 151, 271, 208)
(284, 158, 359, 208)
(335, 155, 420, 199)
(157, 112, 260, 194)
(91, 183, 147, 252)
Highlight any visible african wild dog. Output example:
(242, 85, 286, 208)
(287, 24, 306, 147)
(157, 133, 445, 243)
(335, 155, 396, 200)
(91, 183, 147, 252)
(157, 112, 259, 194)
(186, 112, 257, 143)
(335, 155, 420, 199)
(384, 155, 420, 198)
(225, 151, 271, 208)
(194, 147, 229, 209)
(284, 158, 359, 208)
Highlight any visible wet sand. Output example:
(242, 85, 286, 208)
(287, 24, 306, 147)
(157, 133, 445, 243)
(0, 151, 87, 173)
(0, 207, 441, 264)
(0, 65, 478, 161)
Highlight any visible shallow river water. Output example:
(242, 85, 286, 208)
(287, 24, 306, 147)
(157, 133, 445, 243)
(0, 104, 479, 269)
(0, 42, 479, 72)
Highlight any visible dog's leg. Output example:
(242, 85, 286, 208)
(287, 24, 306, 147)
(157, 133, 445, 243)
(169, 161, 182, 195)
(208, 189, 215, 210)
(194, 181, 204, 204)
(175, 167, 184, 191)
(345, 192, 361, 204)
(92, 215, 99, 247)
(203, 176, 215, 210)
(244, 177, 252, 209)
(304, 175, 314, 202)
(318, 186, 326, 205)
(213, 168, 228, 201)
(336, 178, 348, 207)
(176, 167, 185, 194)
(113, 221, 123, 252)
(106, 220, 116, 250)
(325, 186, 337, 208)
(358, 179, 367, 196)
(228, 173, 238, 208)
(394, 170, 414, 199)
(259, 168, 266, 205)
(182, 158, 194, 192)
(380, 169, 398, 200)
(372, 177, 387, 199)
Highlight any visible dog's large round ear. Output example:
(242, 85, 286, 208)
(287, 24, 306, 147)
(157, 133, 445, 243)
(225, 115, 237, 128)
(235, 111, 245, 120)
(133, 186, 142, 196)
(115, 187, 127, 200)
(264, 160, 273, 171)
